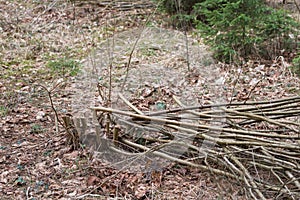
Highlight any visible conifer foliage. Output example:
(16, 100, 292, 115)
(157, 0, 300, 62)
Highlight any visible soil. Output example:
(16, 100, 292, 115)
(0, 0, 299, 199)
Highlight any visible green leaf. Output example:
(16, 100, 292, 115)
(156, 102, 166, 110)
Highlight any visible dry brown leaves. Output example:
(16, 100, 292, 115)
(0, 0, 299, 199)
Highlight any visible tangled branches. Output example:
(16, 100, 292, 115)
(90, 96, 300, 199)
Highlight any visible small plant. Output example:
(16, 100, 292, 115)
(15, 176, 26, 185)
(292, 55, 300, 76)
(30, 124, 44, 134)
(0, 106, 8, 117)
(47, 58, 81, 77)
(43, 150, 52, 157)
(139, 47, 159, 57)
(0, 145, 6, 150)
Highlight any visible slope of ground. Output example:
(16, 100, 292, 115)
(0, 1, 299, 199)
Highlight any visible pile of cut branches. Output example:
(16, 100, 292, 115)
(90, 96, 300, 199)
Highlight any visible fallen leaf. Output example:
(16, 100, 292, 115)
(87, 175, 100, 186)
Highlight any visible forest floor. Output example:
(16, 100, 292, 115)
(0, 1, 299, 199)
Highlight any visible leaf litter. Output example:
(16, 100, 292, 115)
(0, 0, 299, 199)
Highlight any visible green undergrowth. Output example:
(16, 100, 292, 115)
(0, 91, 19, 117)
(46, 57, 82, 77)
(292, 54, 300, 76)
(0, 106, 8, 117)
(30, 123, 44, 134)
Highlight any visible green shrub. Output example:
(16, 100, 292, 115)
(193, 0, 299, 62)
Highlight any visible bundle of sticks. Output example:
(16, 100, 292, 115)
(91, 95, 300, 199)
